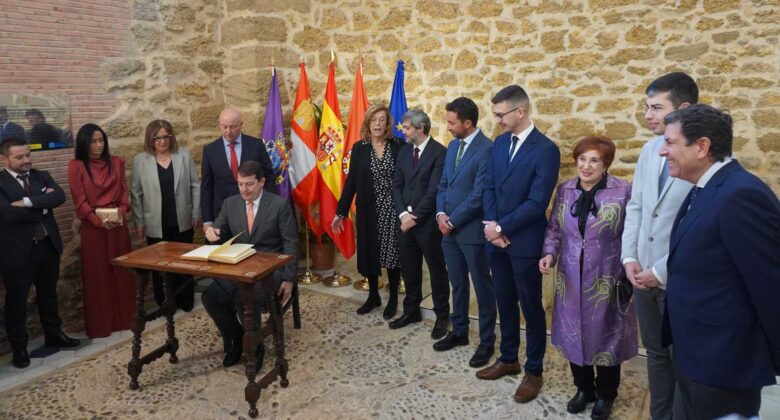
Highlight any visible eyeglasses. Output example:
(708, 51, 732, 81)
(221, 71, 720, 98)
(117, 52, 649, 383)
(153, 135, 172, 142)
(493, 107, 520, 122)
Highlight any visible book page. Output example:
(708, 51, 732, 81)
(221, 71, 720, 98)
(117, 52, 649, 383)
(181, 245, 220, 261)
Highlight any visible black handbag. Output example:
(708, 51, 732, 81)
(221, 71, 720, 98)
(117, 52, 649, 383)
(611, 276, 633, 314)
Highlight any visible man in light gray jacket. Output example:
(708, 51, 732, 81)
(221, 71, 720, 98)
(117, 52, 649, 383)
(621, 72, 698, 420)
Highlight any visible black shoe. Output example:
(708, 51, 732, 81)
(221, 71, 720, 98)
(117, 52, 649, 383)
(44, 331, 81, 348)
(388, 313, 422, 329)
(382, 299, 397, 320)
(590, 398, 614, 420)
(222, 338, 243, 367)
(567, 389, 597, 414)
(433, 332, 468, 351)
(431, 317, 449, 340)
(356, 296, 381, 315)
(12, 349, 30, 369)
(468, 343, 494, 368)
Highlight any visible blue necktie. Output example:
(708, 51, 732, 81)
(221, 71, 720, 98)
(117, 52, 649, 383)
(507, 135, 519, 165)
(658, 160, 669, 197)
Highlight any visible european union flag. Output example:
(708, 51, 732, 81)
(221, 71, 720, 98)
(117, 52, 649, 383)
(389, 60, 408, 139)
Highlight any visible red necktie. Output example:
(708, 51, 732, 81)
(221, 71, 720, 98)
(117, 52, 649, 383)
(413, 146, 420, 167)
(228, 142, 239, 181)
(246, 201, 254, 233)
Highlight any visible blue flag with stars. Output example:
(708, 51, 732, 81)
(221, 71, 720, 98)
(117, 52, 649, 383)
(389, 60, 407, 139)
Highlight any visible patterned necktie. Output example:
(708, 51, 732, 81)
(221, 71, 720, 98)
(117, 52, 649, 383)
(413, 146, 420, 167)
(677, 186, 703, 224)
(508, 135, 519, 164)
(658, 159, 669, 197)
(18, 174, 46, 240)
(246, 201, 254, 233)
(455, 140, 466, 169)
(228, 142, 239, 181)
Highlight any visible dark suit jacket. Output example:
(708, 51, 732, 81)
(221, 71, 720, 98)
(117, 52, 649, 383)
(436, 130, 493, 245)
(336, 137, 404, 277)
(200, 134, 275, 224)
(0, 169, 65, 273)
(393, 138, 446, 232)
(213, 191, 298, 283)
(483, 128, 560, 258)
(1, 121, 26, 142)
(663, 160, 780, 388)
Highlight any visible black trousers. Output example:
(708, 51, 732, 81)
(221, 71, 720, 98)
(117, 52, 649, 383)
(674, 360, 761, 419)
(146, 227, 195, 311)
(570, 362, 621, 401)
(399, 225, 449, 319)
(1, 238, 62, 350)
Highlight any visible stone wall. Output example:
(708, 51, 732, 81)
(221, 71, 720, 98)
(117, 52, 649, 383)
(105, 0, 780, 191)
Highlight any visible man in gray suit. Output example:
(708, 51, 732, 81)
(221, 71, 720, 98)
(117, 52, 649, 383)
(621, 72, 698, 420)
(202, 160, 298, 367)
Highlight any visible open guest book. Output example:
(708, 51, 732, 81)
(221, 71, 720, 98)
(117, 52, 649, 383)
(180, 232, 256, 264)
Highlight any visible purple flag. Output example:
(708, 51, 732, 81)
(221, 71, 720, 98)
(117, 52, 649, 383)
(261, 68, 291, 198)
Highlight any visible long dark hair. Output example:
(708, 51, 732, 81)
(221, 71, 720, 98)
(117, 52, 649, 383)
(75, 123, 111, 179)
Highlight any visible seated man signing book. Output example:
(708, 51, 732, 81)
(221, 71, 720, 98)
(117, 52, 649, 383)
(201, 160, 298, 367)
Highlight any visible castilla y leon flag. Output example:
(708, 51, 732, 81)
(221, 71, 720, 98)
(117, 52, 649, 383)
(317, 56, 356, 259)
(261, 67, 291, 198)
(341, 62, 369, 212)
(289, 62, 324, 239)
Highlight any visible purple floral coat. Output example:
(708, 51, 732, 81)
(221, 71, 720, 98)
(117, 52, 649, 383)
(542, 175, 638, 366)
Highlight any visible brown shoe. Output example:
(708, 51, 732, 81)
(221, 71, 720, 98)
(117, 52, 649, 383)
(514, 373, 543, 403)
(475, 359, 521, 380)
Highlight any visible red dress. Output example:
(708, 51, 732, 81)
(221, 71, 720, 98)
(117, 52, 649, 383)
(67, 156, 136, 338)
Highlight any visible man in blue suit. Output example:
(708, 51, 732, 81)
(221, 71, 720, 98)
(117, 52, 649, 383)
(201, 107, 276, 228)
(478, 85, 560, 404)
(660, 104, 780, 419)
(433, 97, 496, 368)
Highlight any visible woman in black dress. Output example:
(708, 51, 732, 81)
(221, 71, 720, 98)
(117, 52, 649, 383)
(332, 105, 404, 318)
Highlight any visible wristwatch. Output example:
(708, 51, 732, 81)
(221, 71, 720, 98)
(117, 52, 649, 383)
(495, 224, 502, 233)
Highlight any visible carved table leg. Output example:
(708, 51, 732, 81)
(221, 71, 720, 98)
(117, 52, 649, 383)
(163, 272, 179, 363)
(128, 269, 149, 390)
(269, 281, 289, 388)
(242, 283, 260, 418)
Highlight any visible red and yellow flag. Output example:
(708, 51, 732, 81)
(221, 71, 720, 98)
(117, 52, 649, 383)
(317, 58, 355, 259)
(341, 62, 369, 214)
(289, 62, 324, 239)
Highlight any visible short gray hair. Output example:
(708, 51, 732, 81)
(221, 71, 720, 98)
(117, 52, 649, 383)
(402, 109, 431, 135)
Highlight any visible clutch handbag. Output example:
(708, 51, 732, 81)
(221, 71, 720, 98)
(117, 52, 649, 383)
(95, 208, 122, 225)
(611, 276, 633, 315)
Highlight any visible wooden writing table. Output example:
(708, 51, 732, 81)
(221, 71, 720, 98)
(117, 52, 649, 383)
(112, 241, 294, 418)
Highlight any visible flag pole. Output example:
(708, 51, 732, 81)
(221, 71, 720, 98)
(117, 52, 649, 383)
(297, 221, 322, 284)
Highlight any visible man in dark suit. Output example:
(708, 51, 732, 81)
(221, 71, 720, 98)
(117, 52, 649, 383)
(389, 109, 450, 339)
(201, 107, 275, 228)
(0, 137, 80, 368)
(433, 97, 496, 368)
(660, 104, 780, 419)
(0, 107, 26, 142)
(201, 161, 298, 368)
(479, 85, 560, 404)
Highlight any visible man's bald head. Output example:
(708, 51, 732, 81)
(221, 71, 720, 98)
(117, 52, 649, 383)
(218, 107, 243, 143)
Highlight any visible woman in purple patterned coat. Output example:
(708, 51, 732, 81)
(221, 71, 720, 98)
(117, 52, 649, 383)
(539, 135, 638, 420)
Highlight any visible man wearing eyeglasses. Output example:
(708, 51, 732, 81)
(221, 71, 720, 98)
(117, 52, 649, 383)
(201, 107, 276, 229)
(478, 85, 560, 405)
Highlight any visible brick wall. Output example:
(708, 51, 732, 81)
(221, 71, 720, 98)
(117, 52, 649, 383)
(0, 0, 131, 353)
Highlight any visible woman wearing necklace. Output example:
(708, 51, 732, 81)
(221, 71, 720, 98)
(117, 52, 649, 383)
(131, 120, 201, 311)
(68, 124, 136, 338)
(332, 105, 404, 318)
(539, 135, 637, 420)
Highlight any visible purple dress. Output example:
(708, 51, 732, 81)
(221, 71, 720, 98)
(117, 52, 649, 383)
(542, 175, 638, 367)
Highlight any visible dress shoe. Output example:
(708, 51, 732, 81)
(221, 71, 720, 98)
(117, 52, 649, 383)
(475, 359, 522, 380)
(44, 331, 81, 348)
(468, 343, 494, 368)
(222, 338, 243, 367)
(590, 398, 614, 420)
(433, 332, 468, 351)
(431, 317, 448, 340)
(12, 349, 30, 369)
(388, 313, 422, 329)
(567, 389, 597, 414)
(356, 296, 381, 315)
(514, 373, 544, 403)
(382, 299, 397, 320)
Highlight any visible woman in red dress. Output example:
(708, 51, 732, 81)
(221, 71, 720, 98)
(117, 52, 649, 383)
(68, 124, 135, 338)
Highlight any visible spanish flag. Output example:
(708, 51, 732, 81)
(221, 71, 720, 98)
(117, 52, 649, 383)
(317, 56, 355, 259)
